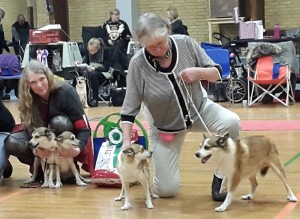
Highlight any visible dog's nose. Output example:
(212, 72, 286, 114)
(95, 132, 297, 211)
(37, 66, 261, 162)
(195, 152, 200, 158)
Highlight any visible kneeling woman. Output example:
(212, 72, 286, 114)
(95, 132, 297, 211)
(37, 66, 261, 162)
(4, 60, 91, 181)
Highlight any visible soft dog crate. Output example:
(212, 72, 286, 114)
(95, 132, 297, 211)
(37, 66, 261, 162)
(91, 112, 148, 187)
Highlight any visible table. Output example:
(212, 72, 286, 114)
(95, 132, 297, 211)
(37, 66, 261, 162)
(207, 17, 241, 43)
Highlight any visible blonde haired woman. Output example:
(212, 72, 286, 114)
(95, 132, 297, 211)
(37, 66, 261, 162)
(81, 37, 109, 107)
(5, 60, 91, 181)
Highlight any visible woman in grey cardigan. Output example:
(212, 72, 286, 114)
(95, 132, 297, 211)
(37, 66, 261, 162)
(120, 13, 240, 201)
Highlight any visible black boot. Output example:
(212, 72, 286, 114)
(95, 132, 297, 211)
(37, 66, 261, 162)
(211, 174, 227, 201)
(3, 160, 13, 178)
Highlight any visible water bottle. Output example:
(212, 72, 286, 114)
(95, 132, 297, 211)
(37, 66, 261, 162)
(274, 23, 280, 39)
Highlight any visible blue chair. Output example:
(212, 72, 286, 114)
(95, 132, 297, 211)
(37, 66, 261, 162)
(201, 43, 247, 103)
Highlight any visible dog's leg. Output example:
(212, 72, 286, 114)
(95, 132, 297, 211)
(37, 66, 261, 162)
(219, 177, 228, 194)
(121, 182, 132, 210)
(48, 165, 56, 188)
(270, 161, 298, 202)
(70, 163, 86, 186)
(55, 164, 62, 188)
(241, 176, 258, 200)
(84, 97, 89, 108)
(115, 187, 125, 201)
(24, 158, 40, 183)
(79, 175, 91, 183)
(140, 179, 154, 209)
(41, 163, 50, 188)
(215, 174, 240, 212)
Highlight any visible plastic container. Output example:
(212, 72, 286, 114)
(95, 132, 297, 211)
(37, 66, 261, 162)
(29, 29, 61, 44)
(274, 23, 280, 39)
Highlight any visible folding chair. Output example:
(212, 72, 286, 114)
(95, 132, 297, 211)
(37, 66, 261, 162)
(247, 56, 295, 107)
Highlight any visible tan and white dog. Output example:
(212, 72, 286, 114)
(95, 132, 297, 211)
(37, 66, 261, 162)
(195, 134, 298, 212)
(27, 127, 88, 188)
(115, 144, 158, 210)
(75, 76, 89, 108)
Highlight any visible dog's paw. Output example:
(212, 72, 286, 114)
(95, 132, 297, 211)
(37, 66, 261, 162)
(241, 194, 253, 200)
(215, 205, 228, 212)
(76, 181, 87, 186)
(115, 196, 123, 201)
(146, 201, 154, 209)
(151, 193, 159, 199)
(41, 183, 49, 188)
(24, 178, 35, 184)
(287, 195, 298, 202)
(121, 203, 132, 210)
(49, 183, 57, 188)
(54, 183, 62, 188)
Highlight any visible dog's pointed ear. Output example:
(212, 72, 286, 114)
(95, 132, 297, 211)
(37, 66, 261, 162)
(123, 148, 135, 156)
(55, 135, 63, 142)
(217, 134, 230, 148)
(45, 129, 53, 138)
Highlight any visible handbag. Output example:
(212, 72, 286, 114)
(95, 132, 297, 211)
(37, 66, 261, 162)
(239, 22, 256, 39)
(110, 87, 126, 106)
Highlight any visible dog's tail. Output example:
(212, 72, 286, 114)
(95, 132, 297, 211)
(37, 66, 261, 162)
(260, 166, 270, 176)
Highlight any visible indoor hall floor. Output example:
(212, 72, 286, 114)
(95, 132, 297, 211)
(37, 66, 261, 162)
(1, 99, 300, 219)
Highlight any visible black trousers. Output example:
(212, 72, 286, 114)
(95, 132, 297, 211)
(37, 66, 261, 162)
(88, 70, 107, 100)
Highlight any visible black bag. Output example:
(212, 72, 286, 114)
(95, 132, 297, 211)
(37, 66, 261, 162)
(110, 87, 126, 106)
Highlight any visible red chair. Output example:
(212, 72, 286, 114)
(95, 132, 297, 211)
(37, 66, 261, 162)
(247, 56, 295, 107)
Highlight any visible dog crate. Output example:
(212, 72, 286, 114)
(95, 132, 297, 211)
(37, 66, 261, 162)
(22, 41, 82, 80)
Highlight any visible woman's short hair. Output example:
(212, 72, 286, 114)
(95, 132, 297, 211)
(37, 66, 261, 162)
(88, 37, 101, 50)
(134, 13, 171, 46)
(167, 7, 178, 19)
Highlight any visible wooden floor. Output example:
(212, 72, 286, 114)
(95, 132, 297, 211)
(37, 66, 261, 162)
(1, 99, 300, 219)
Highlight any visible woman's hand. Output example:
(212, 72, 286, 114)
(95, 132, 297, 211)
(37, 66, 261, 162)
(58, 146, 80, 158)
(180, 67, 220, 83)
(33, 148, 53, 160)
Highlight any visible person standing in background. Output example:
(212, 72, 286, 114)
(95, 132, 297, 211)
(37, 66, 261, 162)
(167, 6, 189, 36)
(0, 7, 9, 54)
(11, 14, 31, 57)
(102, 8, 131, 86)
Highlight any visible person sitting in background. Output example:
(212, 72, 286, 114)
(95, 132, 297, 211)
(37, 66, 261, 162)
(0, 98, 15, 181)
(81, 37, 110, 107)
(102, 8, 131, 77)
(11, 14, 31, 57)
(167, 6, 189, 36)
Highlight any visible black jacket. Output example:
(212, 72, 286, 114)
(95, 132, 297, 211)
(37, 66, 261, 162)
(0, 99, 15, 132)
(47, 82, 91, 150)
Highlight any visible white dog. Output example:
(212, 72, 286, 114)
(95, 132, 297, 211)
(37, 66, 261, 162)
(195, 134, 298, 212)
(76, 76, 89, 108)
(115, 144, 158, 210)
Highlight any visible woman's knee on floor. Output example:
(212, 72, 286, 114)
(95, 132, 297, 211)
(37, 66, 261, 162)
(154, 178, 180, 198)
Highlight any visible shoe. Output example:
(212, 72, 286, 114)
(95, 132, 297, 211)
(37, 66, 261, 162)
(211, 174, 227, 202)
(3, 160, 13, 178)
(89, 99, 98, 107)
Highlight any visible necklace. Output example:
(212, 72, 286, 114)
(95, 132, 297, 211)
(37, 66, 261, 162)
(152, 39, 172, 62)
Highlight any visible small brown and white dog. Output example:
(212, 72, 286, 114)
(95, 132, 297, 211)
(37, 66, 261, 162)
(115, 144, 158, 210)
(76, 76, 89, 108)
(27, 127, 88, 188)
(195, 134, 298, 212)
